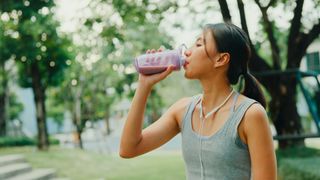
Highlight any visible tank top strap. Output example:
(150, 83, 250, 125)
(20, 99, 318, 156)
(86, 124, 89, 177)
(231, 91, 240, 112)
(231, 98, 257, 131)
(228, 97, 258, 148)
(220, 91, 239, 135)
(181, 94, 202, 132)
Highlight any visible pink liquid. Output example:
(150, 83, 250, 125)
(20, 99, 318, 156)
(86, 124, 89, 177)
(134, 49, 185, 75)
(137, 65, 180, 75)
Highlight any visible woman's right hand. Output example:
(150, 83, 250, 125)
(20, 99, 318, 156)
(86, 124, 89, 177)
(138, 48, 174, 89)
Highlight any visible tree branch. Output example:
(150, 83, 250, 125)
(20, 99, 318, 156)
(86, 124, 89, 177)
(234, 0, 273, 89)
(266, 0, 277, 9)
(303, 20, 320, 51)
(290, 20, 320, 67)
(288, 0, 304, 47)
(237, 0, 250, 38)
(254, 0, 281, 70)
(287, 1, 319, 69)
(254, 0, 263, 9)
(236, 0, 267, 69)
(217, 0, 232, 23)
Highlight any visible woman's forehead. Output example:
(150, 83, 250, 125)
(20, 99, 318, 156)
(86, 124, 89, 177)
(204, 30, 214, 39)
(196, 31, 211, 40)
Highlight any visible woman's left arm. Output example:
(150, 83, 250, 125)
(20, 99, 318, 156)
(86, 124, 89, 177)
(243, 103, 277, 180)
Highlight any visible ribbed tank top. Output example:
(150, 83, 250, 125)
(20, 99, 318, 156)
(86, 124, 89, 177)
(181, 93, 257, 180)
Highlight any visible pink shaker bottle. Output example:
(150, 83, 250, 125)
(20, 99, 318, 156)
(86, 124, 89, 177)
(134, 45, 186, 75)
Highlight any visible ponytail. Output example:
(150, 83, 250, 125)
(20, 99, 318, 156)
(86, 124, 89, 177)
(242, 73, 266, 108)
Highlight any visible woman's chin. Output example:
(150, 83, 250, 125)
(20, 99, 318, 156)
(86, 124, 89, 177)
(184, 72, 193, 79)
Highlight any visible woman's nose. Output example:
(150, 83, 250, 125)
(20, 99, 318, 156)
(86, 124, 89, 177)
(184, 49, 192, 57)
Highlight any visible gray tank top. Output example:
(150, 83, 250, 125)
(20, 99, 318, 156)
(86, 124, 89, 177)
(181, 93, 257, 180)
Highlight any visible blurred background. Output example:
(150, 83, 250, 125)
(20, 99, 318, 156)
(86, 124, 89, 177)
(0, 0, 319, 179)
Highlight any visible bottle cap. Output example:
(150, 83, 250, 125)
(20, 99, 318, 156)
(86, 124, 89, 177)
(179, 44, 187, 66)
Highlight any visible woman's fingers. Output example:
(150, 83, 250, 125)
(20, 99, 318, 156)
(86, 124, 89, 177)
(138, 65, 174, 88)
(158, 65, 173, 79)
(146, 47, 164, 54)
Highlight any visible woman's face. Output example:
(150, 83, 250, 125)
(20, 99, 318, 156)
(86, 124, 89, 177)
(183, 30, 220, 79)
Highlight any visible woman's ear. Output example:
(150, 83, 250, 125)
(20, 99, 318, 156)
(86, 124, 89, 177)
(214, 53, 230, 68)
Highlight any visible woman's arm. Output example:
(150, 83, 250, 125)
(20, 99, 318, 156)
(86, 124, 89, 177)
(119, 62, 188, 158)
(243, 104, 277, 180)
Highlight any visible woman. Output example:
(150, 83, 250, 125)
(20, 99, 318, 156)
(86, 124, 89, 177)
(120, 23, 277, 180)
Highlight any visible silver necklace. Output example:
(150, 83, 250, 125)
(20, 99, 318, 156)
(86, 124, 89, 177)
(199, 88, 235, 120)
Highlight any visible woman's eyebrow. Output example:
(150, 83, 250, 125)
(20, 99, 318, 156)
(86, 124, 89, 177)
(196, 37, 203, 42)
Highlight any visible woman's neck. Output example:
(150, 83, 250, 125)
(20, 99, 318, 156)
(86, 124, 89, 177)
(199, 76, 233, 114)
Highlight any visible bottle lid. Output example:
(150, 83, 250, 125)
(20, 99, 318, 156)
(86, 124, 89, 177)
(178, 44, 187, 66)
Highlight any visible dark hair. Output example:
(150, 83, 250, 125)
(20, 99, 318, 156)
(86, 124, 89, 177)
(203, 23, 266, 108)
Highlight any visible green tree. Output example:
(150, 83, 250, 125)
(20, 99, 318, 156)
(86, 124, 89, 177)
(0, 13, 17, 136)
(0, 17, 24, 135)
(216, 0, 319, 148)
(0, 0, 73, 150)
(75, 0, 178, 134)
(107, 0, 179, 122)
(46, 0, 181, 150)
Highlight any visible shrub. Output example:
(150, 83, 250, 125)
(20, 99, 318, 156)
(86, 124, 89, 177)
(0, 136, 59, 147)
(0, 136, 35, 147)
(279, 158, 320, 180)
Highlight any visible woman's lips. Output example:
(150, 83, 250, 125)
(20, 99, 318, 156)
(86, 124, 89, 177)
(183, 61, 190, 69)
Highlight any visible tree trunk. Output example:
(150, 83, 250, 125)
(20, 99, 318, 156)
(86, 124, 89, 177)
(71, 113, 83, 149)
(31, 64, 49, 150)
(75, 124, 83, 149)
(269, 76, 305, 148)
(72, 87, 83, 149)
(0, 89, 7, 137)
(0, 60, 8, 136)
(105, 108, 111, 135)
(218, 0, 232, 23)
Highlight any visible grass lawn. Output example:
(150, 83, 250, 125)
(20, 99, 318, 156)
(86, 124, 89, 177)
(2, 140, 320, 180)
(276, 145, 320, 180)
(0, 146, 185, 180)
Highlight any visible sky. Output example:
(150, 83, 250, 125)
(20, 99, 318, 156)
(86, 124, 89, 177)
(54, 0, 261, 48)
(54, 0, 318, 48)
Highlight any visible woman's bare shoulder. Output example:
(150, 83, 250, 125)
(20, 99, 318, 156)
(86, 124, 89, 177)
(237, 94, 267, 117)
(170, 95, 201, 125)
(242, 102, 269, 132)
(245, 100, 267, 119)
(171, 96, 193, 112)
(171, 94, 202, 110)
